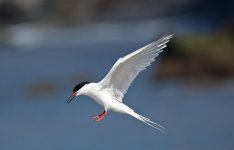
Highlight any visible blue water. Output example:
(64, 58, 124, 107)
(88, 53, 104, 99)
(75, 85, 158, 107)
(0, 30, 234, 150)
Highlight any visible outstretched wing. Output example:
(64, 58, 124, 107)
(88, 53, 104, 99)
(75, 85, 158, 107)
(99, 34, 173, 101)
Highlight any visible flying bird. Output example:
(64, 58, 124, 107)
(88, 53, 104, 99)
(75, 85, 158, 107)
(67, 34, 173, 133)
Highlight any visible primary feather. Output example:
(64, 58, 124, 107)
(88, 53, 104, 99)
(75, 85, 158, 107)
(100, 34, 173, 102)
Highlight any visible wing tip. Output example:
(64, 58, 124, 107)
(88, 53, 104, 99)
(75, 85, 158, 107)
(162, 34, 174, 40)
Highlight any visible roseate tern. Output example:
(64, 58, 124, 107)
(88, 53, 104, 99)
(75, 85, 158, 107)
(67, 34, 173, 133)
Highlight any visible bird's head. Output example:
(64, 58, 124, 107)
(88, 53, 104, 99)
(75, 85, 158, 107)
(67, 81, 90, 104)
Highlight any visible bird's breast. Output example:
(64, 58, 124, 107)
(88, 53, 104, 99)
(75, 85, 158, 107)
(87, 90, 124, 112)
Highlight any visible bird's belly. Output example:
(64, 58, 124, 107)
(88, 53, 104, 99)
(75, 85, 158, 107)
(87, 92, 128, 114)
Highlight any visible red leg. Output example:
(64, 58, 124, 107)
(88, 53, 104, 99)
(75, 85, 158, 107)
(92, 111, 107, 122)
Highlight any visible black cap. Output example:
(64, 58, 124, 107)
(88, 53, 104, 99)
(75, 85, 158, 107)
(73, 81, 90, 93)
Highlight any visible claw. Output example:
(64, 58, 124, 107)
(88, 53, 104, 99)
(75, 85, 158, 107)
(92, 115, 99, 119)
(92, 111, 107, 122)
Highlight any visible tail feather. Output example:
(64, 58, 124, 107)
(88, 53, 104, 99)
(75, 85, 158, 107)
(139, 115, 166, 130)
(130, 112, 166, 133)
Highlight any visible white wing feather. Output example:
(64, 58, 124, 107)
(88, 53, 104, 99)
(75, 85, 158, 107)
(99, 34, 173, 102)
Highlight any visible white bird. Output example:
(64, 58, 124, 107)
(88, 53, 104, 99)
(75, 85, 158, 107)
(67, 34, 173, 133)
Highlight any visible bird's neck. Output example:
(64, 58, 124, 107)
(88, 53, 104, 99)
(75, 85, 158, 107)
(79, 82, 96, 96)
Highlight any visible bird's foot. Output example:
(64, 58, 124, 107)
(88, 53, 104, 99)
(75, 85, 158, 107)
(92, 111, 107, 122)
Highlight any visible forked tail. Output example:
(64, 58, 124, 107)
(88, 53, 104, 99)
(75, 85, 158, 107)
(129, 112, 166, 133)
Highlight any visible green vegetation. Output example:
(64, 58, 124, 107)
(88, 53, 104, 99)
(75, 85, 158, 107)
(156, 33, 234, 81)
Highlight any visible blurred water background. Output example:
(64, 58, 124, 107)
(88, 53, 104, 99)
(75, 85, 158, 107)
(0, 0, 234, 150)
